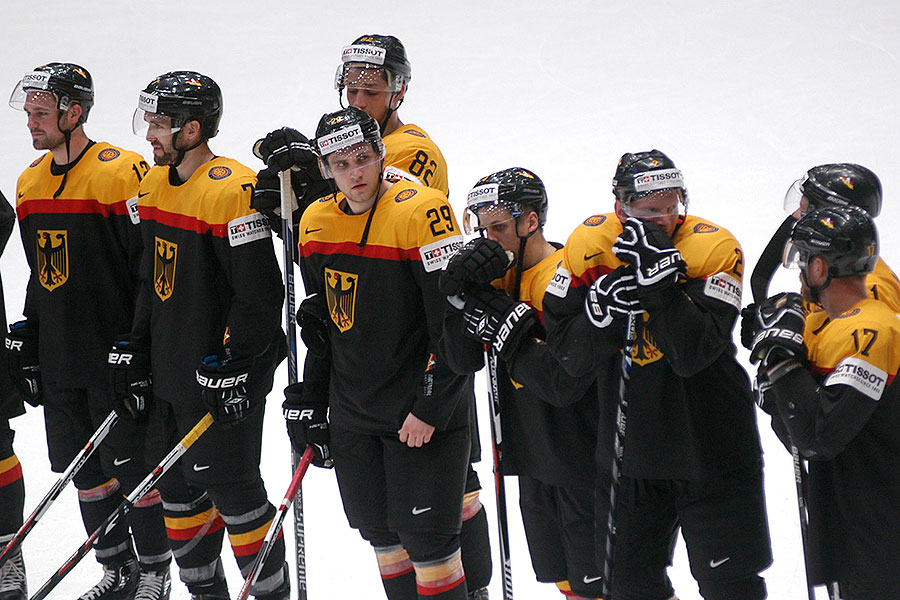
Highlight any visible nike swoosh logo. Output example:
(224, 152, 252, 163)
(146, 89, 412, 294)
(113, 457, 131, 466)
(582, 575, 602, 584)
(305, 227, 322, 235)
(193, 464, 211, 472)
(17, 193, 24, 199)
(584, 251, 603, 261)
(411, 506, 432, 515)
(138, 192, 151, 198)
(709, 557, 731, 568)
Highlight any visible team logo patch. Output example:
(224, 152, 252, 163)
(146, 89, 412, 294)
(208, 166, 232, 180)
(403, 128, 425, 138)
(839, 176, 854, 190)
(545, 263, 571, 299)
(420, 235, 464, 273)
(836, 307, 861, 319)
(630, 314, 664, 366)
(693, 223, 719, 234)
(396, 189, 418, 203)
(98, 148, 121, 162)
(154, 237, 177, 301)
(29, 155, 45, 168)
(703, 272, 742, 309)
(820, 217, 834, 229)
(825, 356, 887, 401)
(583, 215, 606, 227)
(36, 230, 68, 291)
(325, 268, 358, 333)
(228, 213, 271, 247)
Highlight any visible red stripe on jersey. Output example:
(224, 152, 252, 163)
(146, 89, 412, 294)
(582, 263, 614, 286)
(299, 239, 421, 262)
(0, 461, 23, 488)
(166, 515, 226, 541)
(140, 205, 228, 238)
(16, 197, 131, 220)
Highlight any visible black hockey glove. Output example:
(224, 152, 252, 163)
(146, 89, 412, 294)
(283, 382, 332, 468)
(108, 338, 152, 422)
(296, 293, 330, 359)
(5, 320, 41, 406)
(739, 303, 758, 350)
(750, 292, 807, 393)
(252, 127, 318, 173)
(613, 218, 686, 302)
(439, 238, 514, 297)
(463, 286, 539, 361)
(584, 265, 644, 329)
(251, 167, 334, 226)
(197, 355, 254, 426)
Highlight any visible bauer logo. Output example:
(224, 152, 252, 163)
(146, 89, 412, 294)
(545, 263, 571, 298)
(342, 45, 387, 65)
(208, 166, 232, 180)
(23, 71, 51, 90)
(467, 184, 499, 209)
(317, 124, 364, 155)
(228, 213, 271, 247)
(826, 356, 887, 401)
(98, 148, 121, 162)
(703, 272, 741, 309)
(632, 168, 683, 193)
(420, 236, 464, 273)
(138, 92, 158, 112)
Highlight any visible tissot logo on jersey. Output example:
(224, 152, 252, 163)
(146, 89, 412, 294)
(703, 272, 742, 309)
(420, 236, 464, 273)
(546, 264, 571, 298)
(126, 196, 140, 225)
(36, 230, 68, 291)
(228, 213, 271, 247)
(825, 356, 888, 401)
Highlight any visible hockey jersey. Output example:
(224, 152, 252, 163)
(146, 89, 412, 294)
(132, 158, 285, 402)
(382, 124, 449, 196)
(16, 142, 146, 387)
(298, 181, 468, 435)
(543, 214, 762, 480)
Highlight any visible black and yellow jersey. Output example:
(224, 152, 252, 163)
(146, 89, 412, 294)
(15, 141, 147, 387)
(298, 181, 467, 435)
(543, 214, 761, 480)
(132, 158, 284, 402)
(382, 124, 449, 196)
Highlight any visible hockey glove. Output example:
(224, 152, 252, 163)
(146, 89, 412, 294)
(613, 218, 686, 301)
(252, 127, 318, 173)
(739, 303, 758, 350)
(296, 293, 330, 359)
(584, 265, 644, 328)
(463, 286, 539, 361)
(439, 238, 514, 297)
(251, 167, 334, 225)
(108, 338, 152, 422)
(197, 355, 254, 426)
(283, 382, 332, 468)
(5, 320, 41, 406)
(750, 292, 807, 392)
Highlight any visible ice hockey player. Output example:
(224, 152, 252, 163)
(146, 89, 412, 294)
(284, 106, 470, 600)
(127, 71, 287, 599)
(0, 189, 27, 600)
(437, 168, 604, 599)
(749, 205, 900, 599)
(542, 150, 772, 600)
(7, 62, 171, 600)
(255, 34, 492, 598)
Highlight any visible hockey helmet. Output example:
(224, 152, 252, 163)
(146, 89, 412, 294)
(784, 163, 882, 218)
(784, 204, 878, 278)
(335, 34, 411, 95)
(464, 168, 548, 235)
(314, 107, 385, 178)
(132, 71, 222, 140)
(10, 62, 94, 126)
(612, 149, 688, 215)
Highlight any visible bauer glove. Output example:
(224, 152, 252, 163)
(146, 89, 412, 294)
(296, 293, 330, 359)
(584, 265, 644, 329)
(108, 338, 152, 421)
(463, 286, 539, 361)
(750, 292, 807, 393)
(613, 217, 686, 302)
(197, 354, 254, 426)
(439, 238, 514, 297)
(5, 320, 41, 406)
(252, 127, 318, 173)
(283, 382, 332, 468)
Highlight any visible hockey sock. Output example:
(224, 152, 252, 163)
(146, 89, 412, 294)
(162, 494, 226, 586)
(459, 491, 491, 593)
(0, 453, 24, 534)
(128, 489, 172, 570)
(375, 544, 417, 600)
(413, 548, 467, 599)
(77, 479, 133, 564)
(222, 501, 286, 597)
(555, 580, 599, 599)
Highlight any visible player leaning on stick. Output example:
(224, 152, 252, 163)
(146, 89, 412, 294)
(749, 205, 900, 599)
(437, 168, 604, 599)
(6, 62, 171, 600)
(542, 150, 772, 600)
(126, 71, 287, 600)
(284, 106, 470, 600)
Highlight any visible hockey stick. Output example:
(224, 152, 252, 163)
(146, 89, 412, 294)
(30, 413, 215, 600)
(601, 311, 637, 598)
(236, 446, 314, 600)
(484, 349, 513, 600)
(0, 410, 119, 569)
(280, 170, 308, 600)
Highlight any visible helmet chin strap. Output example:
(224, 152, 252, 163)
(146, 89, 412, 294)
(801, 269, 831, 304)
(52, 111, 74, 199)
(511, 218, 538, 301)
(171, 128, 206, 168)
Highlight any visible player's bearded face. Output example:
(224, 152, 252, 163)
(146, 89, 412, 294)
(142, 114, 180, 166)
(24, 91, 65, 150)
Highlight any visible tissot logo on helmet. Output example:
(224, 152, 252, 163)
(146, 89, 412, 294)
(342, 45, 387, 65)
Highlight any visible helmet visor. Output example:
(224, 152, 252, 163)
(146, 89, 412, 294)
(335, 63, 402, 94)
(782, 240, 809, 270)
(132, 108, 181, 137)
(319, 141, 383, 178)
(464, 183, 524, 234)
(783, 177, 812, 217)
(621, 188, 685, 219)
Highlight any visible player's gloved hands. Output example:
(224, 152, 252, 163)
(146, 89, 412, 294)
(197, 355, 254, 425)
(584, 265, 644, 329)
(251, 167, 334, 228)
(739, 303, 758, 350)
(5, 320, 41, 406)
(252, 127, 318, 173)
(750, 292, 807, 393)
(439, 238, 514, 297)
(296, 294, 330, 359)
(108, 338, 152, 421)
(462, 286, 539, 361)
(283, 382, 332, 468)
(613, 217, 686, 301)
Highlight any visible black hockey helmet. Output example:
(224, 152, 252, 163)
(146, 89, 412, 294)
(314, 106, 384, 178)
(784, 204, 878, 278)
(787, 163, 882, 218)
(133, 71, 222, 139)
(464, 168, 548, 235)
(335, 34, 412, 94)
(612, 149, 688, 207)
(9, 62, 94, 125)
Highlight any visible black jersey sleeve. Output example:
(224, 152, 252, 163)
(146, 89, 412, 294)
(438, 303, 485, 375)
(507, 337, 596, 408)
